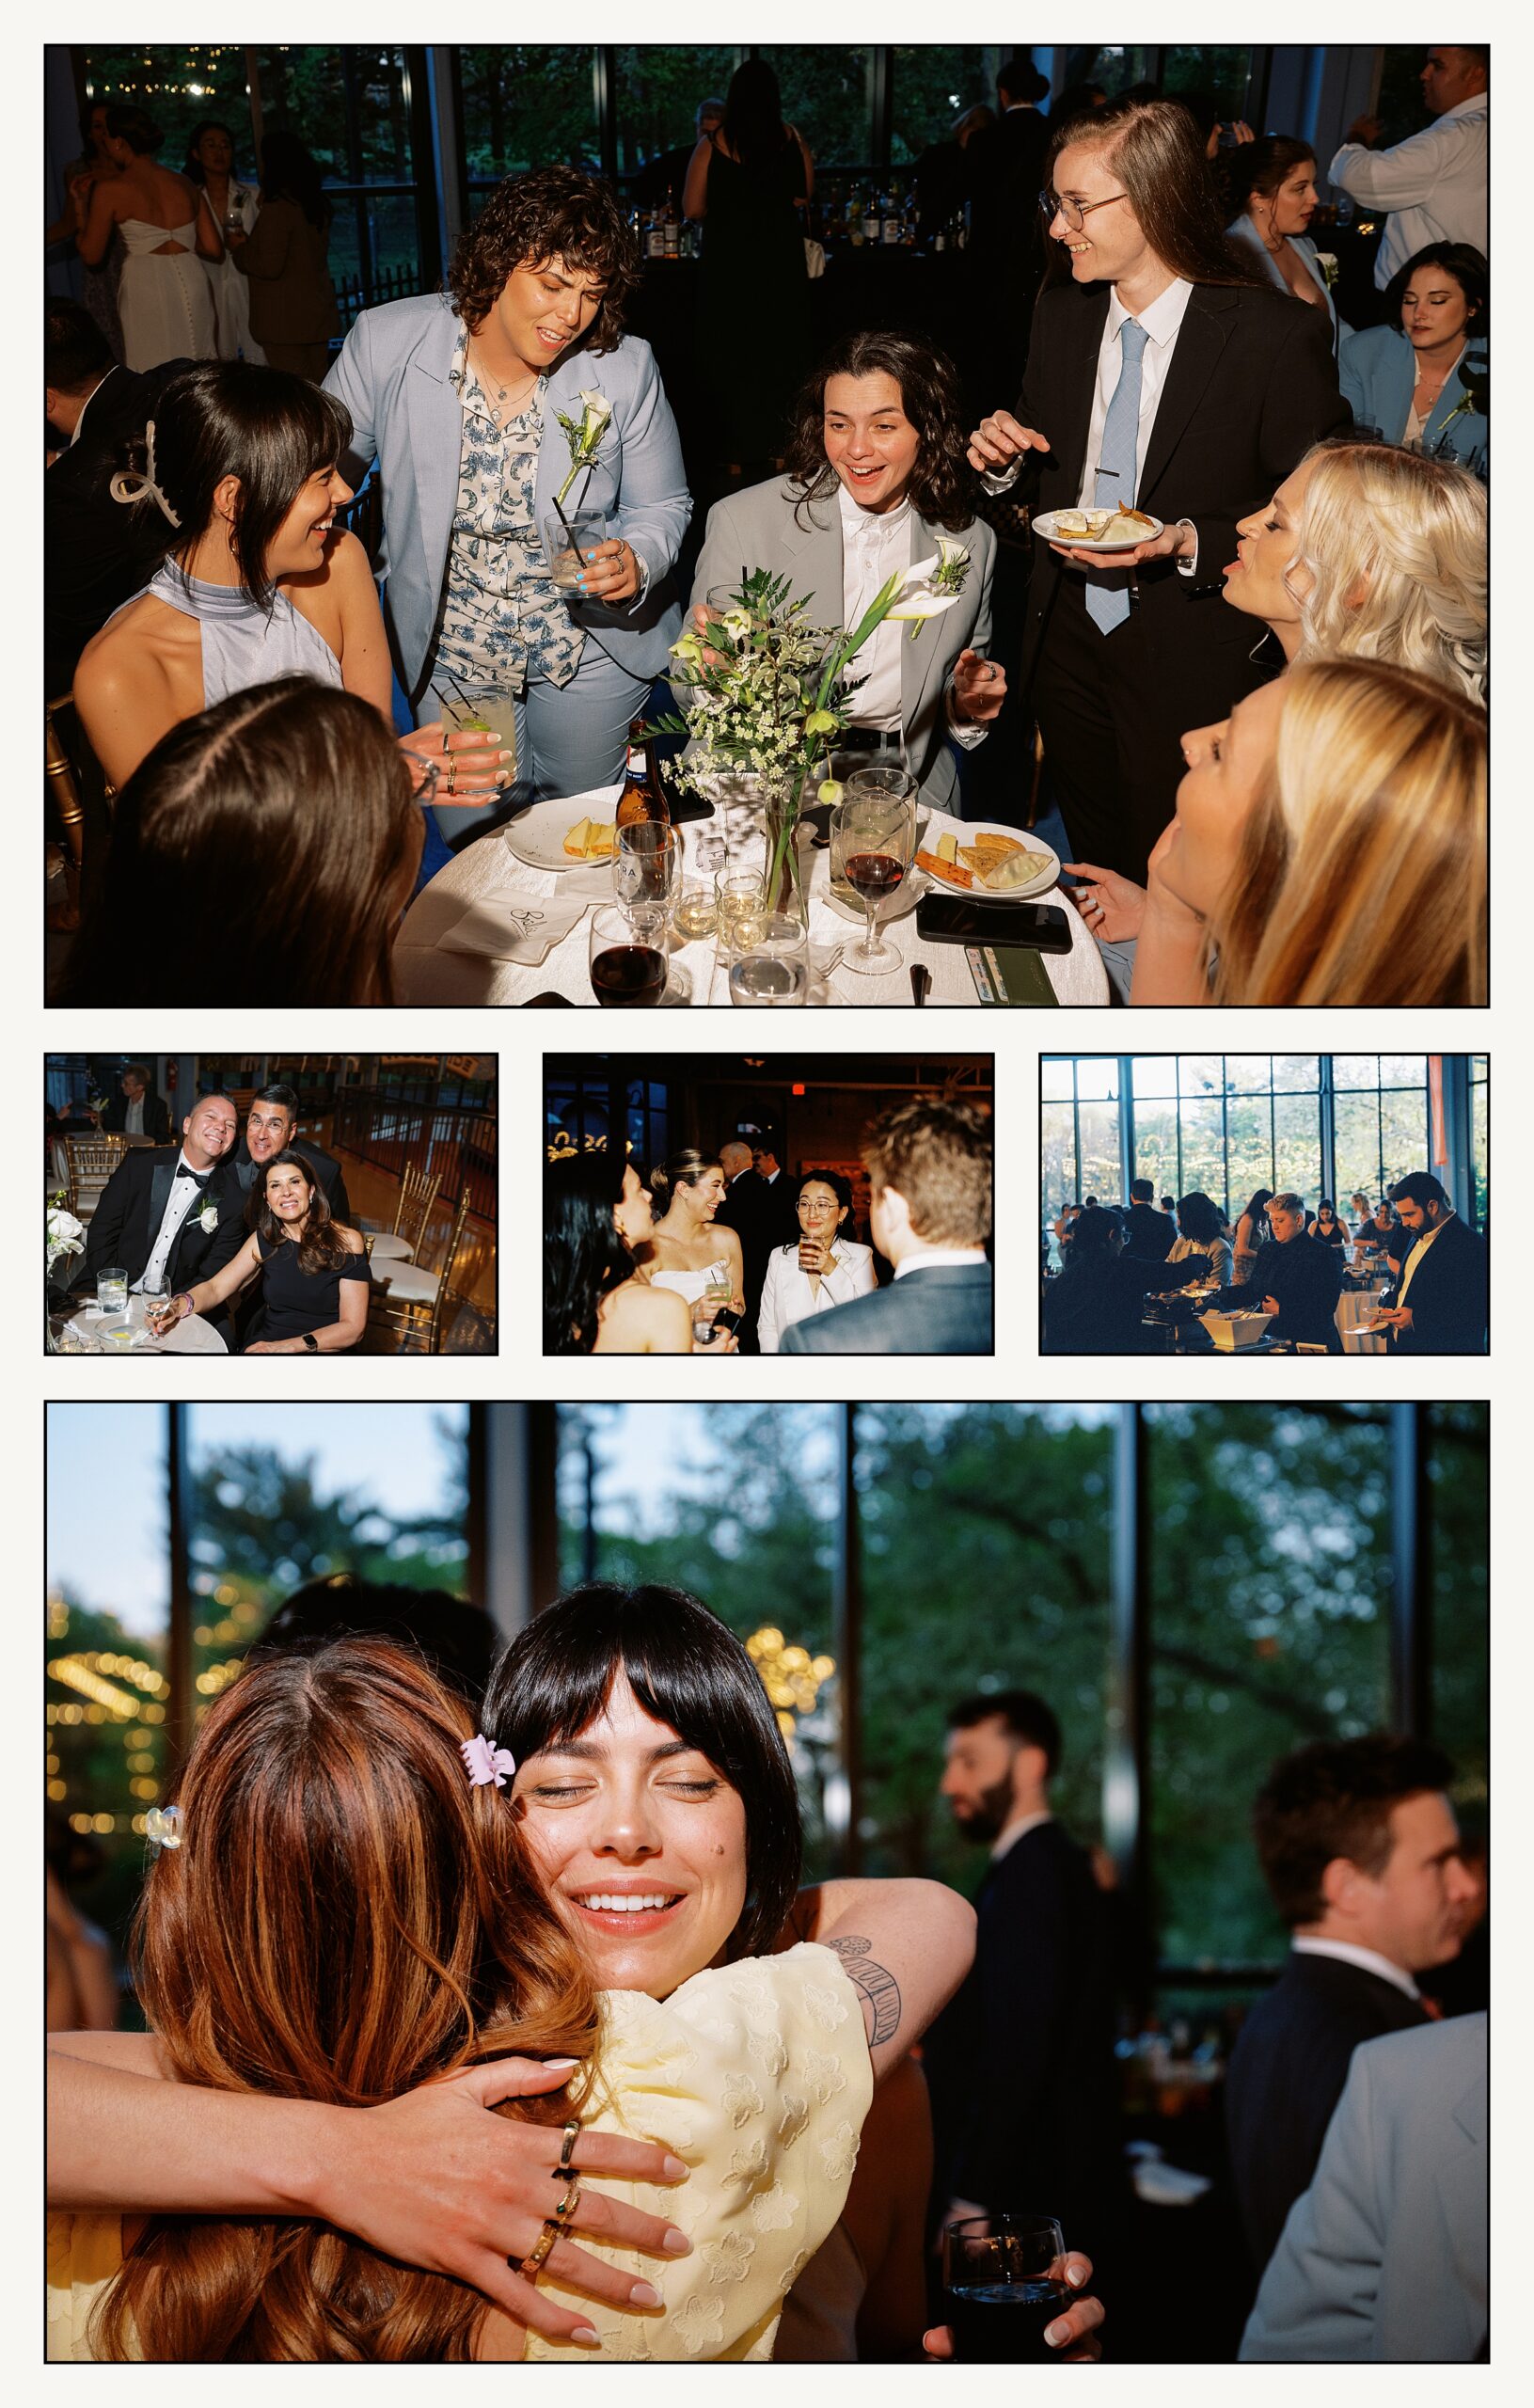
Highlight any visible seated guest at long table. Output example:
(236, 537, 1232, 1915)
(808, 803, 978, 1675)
(95, 1061, 171, 1143)
(758, 1171, 876, 1353)
(160, 1149, 368, 1354)
(544, 1153, 735, 1354)
(781, 1099, 991, 1355)
(1372, 1172, 1488, 1354)
(689, 329, 1004, 812)
(54, 680, 424, 1007)
(1210, 1192, 1342, 1350)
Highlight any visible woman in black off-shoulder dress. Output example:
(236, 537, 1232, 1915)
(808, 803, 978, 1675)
(158, 1148, 369, 1352)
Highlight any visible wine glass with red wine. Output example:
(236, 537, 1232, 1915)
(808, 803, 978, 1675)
(589, 901, 670, 1006)
(942, 2212, 1071, 2363)
(830, 778, 916, 973)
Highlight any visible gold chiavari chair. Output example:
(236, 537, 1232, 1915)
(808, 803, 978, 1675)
(367, 1190, 472, 1354)
(64, 1133, 129, 1221)
(362, 1161, 444, 1265)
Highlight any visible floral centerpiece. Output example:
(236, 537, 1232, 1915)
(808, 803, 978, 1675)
(650, 547, 970, 911)
(47, 1194, 85, 1286)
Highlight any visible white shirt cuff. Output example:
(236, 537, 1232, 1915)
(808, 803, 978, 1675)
(945, 679, 988, 747)
(1174, 520, 1198, 577)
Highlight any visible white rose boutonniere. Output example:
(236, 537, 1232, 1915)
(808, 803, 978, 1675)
(553, 388, 614, 505)
(198, 1201, 219, 1234)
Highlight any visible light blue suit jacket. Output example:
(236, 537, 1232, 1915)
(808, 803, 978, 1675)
(323, 293, 689, 704)
(1337, 325, 1487, 468)
(1241, 2015, 1487, 2363)
(1227, 215, 1343, 350)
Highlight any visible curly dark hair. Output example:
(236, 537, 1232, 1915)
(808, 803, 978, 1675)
(448, 166, 640, 356)
(782, 329, 976, 533)
(256, 1149, 353, 1276)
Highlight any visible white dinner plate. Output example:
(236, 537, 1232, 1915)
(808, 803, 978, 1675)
(919, 823, 1060, 902)
(1034, 509, 1165, 553)
(502, 787, 624, 874)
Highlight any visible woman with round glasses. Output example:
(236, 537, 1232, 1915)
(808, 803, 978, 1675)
(757, 1170, 876, 1352)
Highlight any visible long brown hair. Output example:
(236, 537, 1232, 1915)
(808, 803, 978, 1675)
(257, 1149, 352, 1275)
(1042, 97, 1268, 293)
(783, 329, 976, 533)
(1211, 658, 1487, 1006)
(92, 1640, 602, 2362)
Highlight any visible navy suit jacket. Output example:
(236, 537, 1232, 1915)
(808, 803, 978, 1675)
(1387, 1215, 1487, 1354)
(779, 1259, 992, 1354)
(1215, 1230, 1342, 1351)
(1225, 1951, 1431, 2276)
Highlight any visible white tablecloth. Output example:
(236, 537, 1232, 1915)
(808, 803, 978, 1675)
(1336, 1283, 1390, 1355)
(67, 1303, 228, 1354)
(394, 799, 1110, 1007)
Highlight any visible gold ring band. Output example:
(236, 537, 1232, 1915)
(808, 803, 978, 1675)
(518, 2219, 561, 2276)
(552, 2177, 582, 2224)
(555, 2116, 581, 2175)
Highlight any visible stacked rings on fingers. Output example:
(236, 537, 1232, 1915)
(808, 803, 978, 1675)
(553, 2176, 582, 2225)
(554, 2116, 581, 2177)
(446, 755, 457, 794)
(518, 2221, 561, 2277)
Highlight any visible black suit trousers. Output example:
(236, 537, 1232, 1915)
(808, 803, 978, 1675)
(1035, 576, 1275, 878)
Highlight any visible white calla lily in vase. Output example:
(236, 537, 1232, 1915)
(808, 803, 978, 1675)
(553, 388, 614, 505)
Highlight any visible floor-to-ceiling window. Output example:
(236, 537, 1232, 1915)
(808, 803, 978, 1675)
(1330, 1054, 1431, 1211)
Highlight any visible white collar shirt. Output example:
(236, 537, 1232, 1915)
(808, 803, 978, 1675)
(1289, 1935, 1420, 2001)
(894, 1244, 988, 1279)
(70, 367, 116, 447)
(1329, 92, 1489, 285)
(1396, 1212, 1453, 1307)
(990, 1807, 1053, 1862)
(124, 1097, 144, 1136)
(1074, 276, 1195, 511)
(838, 480, 911, 732)
(134, 1152, 212, 1293)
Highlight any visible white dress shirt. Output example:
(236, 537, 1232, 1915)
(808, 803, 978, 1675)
(124, 1097, 144, 1136)
(757, 1236, 877, 1352)
(133, 1152, 213, 1293)
(1289, 1936, 1420, 2002)
(1395, 1212, 1452, 1307)
(68, 367, 117, 448)
(893, 1244, 988, 1278)
(836, 483, 986, 748)
(1329, 91, 1488, 286)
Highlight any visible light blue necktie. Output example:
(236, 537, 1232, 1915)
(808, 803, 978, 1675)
(1085, 317, 1150, 636)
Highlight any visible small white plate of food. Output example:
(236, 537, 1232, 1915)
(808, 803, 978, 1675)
(1035, 505, 1164, 552)
(914, 825, 1060, 901)
(503, 796, 620, 874)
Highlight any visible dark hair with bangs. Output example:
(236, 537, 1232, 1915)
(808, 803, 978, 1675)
(545, 1153, 640, 1354)
(449, 165, 640, 356)
(483, 1583, 803, 1959)
(120, 361, 353, 609)
(783, 329, 975, 533)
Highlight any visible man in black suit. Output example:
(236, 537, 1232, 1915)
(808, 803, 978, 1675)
(963, 58, 1053, 393)
(1211, 1193, 1342, 1350)
(45, 301, 190, 697)
(75, 1092, 243, 1304)
(781, 1097, 992, 1354)
(1373, 1173, 1488, 1354)
(1123, 1177, 1176, 1260)
(229, 1084, 353, 1226)
(967, 97, 1349, 877)
(1226, 1734, 1477, 2279)
(751, 1143, 800, 1251)
(923, 1690, 1119, 2249)
(98, 1063, 171, 1144)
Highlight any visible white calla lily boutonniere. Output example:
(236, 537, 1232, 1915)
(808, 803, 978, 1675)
(1313, 251, 1339, 291)
(553, 388, 614, 505)
(886, 541, 972, 642)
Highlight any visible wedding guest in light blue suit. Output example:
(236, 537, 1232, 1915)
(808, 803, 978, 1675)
(1226, 138, 1344, 352)
(324, 166, 690, 843)
(1339, 243, 1487, 472)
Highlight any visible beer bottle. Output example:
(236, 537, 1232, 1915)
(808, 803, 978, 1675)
(616, 718, 671, 828)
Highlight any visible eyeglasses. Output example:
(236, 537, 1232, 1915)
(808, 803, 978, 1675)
(1039, 188, 1129, 230)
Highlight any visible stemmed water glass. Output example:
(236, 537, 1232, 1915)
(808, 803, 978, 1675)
(830, 776, 916, 973)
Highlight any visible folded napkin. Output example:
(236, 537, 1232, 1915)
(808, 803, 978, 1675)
(436, 888, 587, 964)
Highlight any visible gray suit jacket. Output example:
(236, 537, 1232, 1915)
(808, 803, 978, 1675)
(1241, 2015, 1487, 2363)
(689, 479, 995, 811)
(779, 1259, 992, 1354)
(324, 294, 689, 704)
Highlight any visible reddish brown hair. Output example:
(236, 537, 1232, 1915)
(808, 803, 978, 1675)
(92, 1640, 601, 2361)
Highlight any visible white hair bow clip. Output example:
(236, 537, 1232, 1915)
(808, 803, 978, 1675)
(108, 418, 182, 527)
(461, 1734, 516, 1789)
(145, 1804, 183, 1851)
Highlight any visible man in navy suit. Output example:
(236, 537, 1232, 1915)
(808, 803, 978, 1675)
(1372, 1173, 1487, 1354)
(780, 1097, 992, 1354)
(1225, 1735, 1478, 2279)
(922, 1690, 1120, 2250)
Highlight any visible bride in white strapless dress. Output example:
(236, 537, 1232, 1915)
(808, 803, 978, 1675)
(641, 1149, 746, 1332)
(74, 112, 220, 372)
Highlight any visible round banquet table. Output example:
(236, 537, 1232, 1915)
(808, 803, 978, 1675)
(1336, 1283, 1390, 1354)
(65, 1302, 228, 1354)
(393, 800, 1110, 1007)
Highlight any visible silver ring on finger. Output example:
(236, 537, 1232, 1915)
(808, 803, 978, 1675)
(555, 2116, 581, 2176)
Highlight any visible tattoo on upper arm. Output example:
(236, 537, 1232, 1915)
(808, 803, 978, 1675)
(825, 1935, 901, 2048)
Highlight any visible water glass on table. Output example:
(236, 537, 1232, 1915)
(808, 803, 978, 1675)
(589, 900, 671, 1006)
(614, 820, 680, 914)
(544, 512, 607, 594)
(831, 778, 916, 972)
(942, 2212, 1073, 2363)
(96, 1268, 128, 1318)
(724, 905, 809, 1006)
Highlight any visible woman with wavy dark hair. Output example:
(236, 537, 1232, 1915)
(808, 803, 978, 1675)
(544, 1152, 732, 1354)
(1226, 136, 1340, 347)
(159, 1147, 369, 1353)
(690, 329, 1004, 810)
(324, 163, 690, 843)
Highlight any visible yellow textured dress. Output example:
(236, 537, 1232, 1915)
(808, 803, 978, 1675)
(46, 1943, 873, 2363)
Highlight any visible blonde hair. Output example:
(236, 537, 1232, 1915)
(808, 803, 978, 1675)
(1211, 659, 1486, 1006)
(1288, 443, 1487, 701)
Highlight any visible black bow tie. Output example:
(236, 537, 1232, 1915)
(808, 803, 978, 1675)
(177, 1166, 213, 1189)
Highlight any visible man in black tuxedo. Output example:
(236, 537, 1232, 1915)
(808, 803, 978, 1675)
(781, 1097, 992, 1354)
(229, 1084, 353, 1225)
(715, 1139, 769, 1354)
(922, 1689, 1120, 2250)
(1226, 1734, 1477, 2280)
(98, 1063, 171, 1144)
(45, 301, 190, 697)
(968, 98, 1349, 878)
(963, 58, 1053, 394)
(75, 1092, 243, 1305)
(1373, 1173, 1488, 1354)
(1123, 1177, 1176, 1260)
(1211, 1193, 1342, 1350)
(751, 1143, 801, 1251)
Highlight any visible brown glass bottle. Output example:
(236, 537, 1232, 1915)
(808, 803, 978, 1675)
(615, 719, 671, 828)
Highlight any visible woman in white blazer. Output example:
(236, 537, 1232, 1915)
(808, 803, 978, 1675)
(689, 329, 1004, 814)
(758, 1170, 877, 1353)
(1227, 138, 1343, 351)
